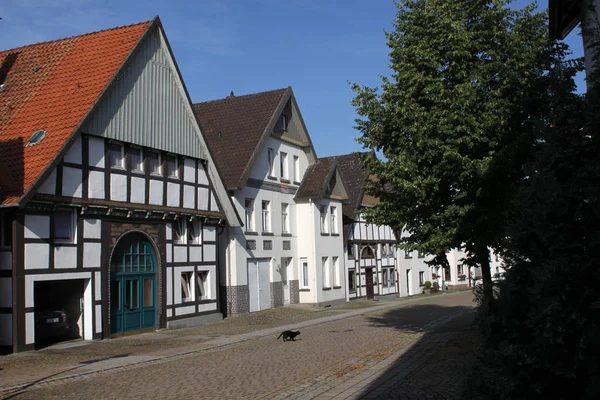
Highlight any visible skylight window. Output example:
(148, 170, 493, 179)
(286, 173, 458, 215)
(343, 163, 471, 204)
(25, 130, 47, 147)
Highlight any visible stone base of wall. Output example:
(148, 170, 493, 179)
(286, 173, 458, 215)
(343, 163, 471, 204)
(447, 283, 469, 291)
(271, 281, 283, 308)
(316, 297, 347, 308)
(166, 312, 223, 329)
(220, 285, 249, 316)
(290, 280, 300, 304)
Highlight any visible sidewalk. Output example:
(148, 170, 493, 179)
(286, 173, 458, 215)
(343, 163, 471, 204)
(0, 291, 470, 397)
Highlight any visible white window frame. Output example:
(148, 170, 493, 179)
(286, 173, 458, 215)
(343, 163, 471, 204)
(108, 142, 124, 170)
(245, 198, 255, 232)
(267, 148, 276, 177)
(322, 257, 330, 289)
(333, 256, 340, 287)
(54, 209, 76, 244)
(301, 258, 309, 288)
(130, 146, 144, 173)
(188, 218, 202, 244)
(147, 151, 162, 176)
(173, 218, 187, 244)
(181, 271, 193, 302)
(165, 155, 178, 179)
(280, 152, 288, 179)
(196, 270, 208, 300)
(280, 114, 288, 131)
(330, 206, 337, 234)
(419, 271, 425, 286)
(262, 200, 271, 233)
(293, 155, 300, 183)
(281, 203, 289, 233)
(320, 205, 328, 234)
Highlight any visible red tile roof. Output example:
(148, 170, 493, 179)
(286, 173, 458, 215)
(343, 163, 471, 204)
(193, 88, 289, 190)
(0, 19, 152, 205)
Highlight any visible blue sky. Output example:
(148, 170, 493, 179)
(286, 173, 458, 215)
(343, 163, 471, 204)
(0, 0, 585, 158)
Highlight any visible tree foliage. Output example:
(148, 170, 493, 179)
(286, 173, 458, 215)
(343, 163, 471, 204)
(351, 0, 555, 304)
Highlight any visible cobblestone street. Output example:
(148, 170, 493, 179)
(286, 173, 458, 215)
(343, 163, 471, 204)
(0, 292, 477, 400)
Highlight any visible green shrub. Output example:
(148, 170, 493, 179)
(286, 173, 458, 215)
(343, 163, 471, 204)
(424, 281, 432, 289)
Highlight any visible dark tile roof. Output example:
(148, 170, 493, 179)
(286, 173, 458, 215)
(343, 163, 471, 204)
(193, 88, 289, 189)
(334, 153, 370, 222)
(0, 19, 152, 205)
(295, 157, 337, 200)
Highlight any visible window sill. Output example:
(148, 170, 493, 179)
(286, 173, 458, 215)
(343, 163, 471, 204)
(404, 256, 413, 259)
(150, 173, 163, 178)
(132, 169, 144, 174)
(55, 242, 76, 246)
(320, 233, 330, 236)
(245, 231, 258, 236)
(281, 233, 292, 237)
(331, 233, 339, 237)
(333, 286, 342, 289)
(280, 178, 290, 184)
(267, 176, 277, 181)
(293, 181, 301, 185)
(299, 288, 310, 292)
(262, 232, 274, 236)
(322, 287, 331, 291)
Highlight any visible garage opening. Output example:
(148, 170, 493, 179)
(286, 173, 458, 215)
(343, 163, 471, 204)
(34, 280, 84, 348)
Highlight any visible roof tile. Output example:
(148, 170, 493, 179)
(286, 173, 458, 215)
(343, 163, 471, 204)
(0, 20, 152, 205)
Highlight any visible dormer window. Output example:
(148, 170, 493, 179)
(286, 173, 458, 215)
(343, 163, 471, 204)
(280, 115, 288, 131)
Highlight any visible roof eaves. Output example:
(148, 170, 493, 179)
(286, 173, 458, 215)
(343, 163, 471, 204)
(17, 18, 157, 209)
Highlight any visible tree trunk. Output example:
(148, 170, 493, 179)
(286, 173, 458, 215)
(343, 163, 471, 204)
(478, 248, 495, 307)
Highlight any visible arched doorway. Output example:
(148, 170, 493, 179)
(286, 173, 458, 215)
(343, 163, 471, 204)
(109, 233, 157, 335)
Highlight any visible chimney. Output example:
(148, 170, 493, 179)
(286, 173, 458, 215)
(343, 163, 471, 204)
(229, 90, 235, 97)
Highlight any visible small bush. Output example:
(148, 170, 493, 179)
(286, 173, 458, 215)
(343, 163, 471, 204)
(424, 281, 432, 289)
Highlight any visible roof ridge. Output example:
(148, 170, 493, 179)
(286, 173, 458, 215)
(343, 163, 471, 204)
(193, 87, 289, 106)
(0, 18, 154, 54)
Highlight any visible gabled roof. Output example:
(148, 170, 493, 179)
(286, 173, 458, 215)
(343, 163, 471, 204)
(0, 19, 153, 206)
(295, 157, 349, 203)
(193, 87, 314, 190)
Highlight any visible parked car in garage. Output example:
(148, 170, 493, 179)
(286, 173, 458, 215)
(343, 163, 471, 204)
(35, 309, 70, 341)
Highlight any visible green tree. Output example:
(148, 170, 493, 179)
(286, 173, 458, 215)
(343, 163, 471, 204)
(351, 0, 553, 305)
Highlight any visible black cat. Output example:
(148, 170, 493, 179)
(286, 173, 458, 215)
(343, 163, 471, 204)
(277, 330, 300, 341)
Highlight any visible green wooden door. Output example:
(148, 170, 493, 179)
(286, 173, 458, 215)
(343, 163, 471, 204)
(110, 234, 156, 334)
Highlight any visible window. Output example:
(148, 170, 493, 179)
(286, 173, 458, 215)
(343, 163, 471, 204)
(383, 269, 389, 286)
(320, 205, 328, 233)
(361, 246, 375, 259)
(418, 250, 425, 258)
(457, 264, 464, 275)
(181, 272, 193, 302)
(404, 249, 412, 258)
(165, 155, 178, 178)
(245, 198, 254, 232)
(280, 114, 288, 131)
(330, 206, 337, 234)
(293, 155, 300, 183)
(108, 142, 124, 169)
(281, 203, 289, 233)
(173, 218, 187, 244)
(419, 271, 425, 286)
(333, 256, 340, 287)
(301, 258, 309, 288)
(322, 257, 330, 288)
(188, 218, 202, 244)
(280, 152, 288, 179)
(262, 201, 271, 232)
(390, 268, 396, 285)
(0, 212, 14, 248)
(267, 148, 276, 177)
(196, 271, 208, 299)
(348, 244, 355, 259)
(54, 210, 75, 243)
(130, 147, 143, 173)
(348, 270, 356, 292)
(147, 151, 161, 175)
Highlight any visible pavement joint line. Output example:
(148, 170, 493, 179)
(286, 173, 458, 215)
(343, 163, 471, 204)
(1, 291, 472, 397)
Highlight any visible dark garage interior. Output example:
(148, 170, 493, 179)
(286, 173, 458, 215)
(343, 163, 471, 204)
(34, 280, 84, 348)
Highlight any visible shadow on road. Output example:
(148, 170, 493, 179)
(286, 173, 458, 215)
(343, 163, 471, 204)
(357, 304, 478, 399)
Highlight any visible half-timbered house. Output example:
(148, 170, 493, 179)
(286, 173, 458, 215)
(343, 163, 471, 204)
(0, 18, 240, 353)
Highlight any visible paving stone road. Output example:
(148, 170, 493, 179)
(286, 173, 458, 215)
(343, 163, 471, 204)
(0, 292, 477, 400)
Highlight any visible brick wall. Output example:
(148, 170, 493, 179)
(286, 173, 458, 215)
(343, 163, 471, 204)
(290, 280, 300, 304)
(220, 285, 249, 315)
(270, 281, 283, 308)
